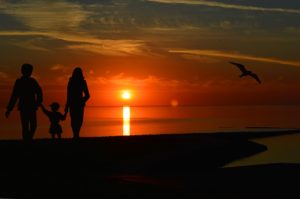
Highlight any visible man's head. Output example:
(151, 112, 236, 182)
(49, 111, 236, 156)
(21, 64, 33, 77)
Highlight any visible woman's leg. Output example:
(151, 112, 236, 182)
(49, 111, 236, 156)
(70, 106, 84, 139)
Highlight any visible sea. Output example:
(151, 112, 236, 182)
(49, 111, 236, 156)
(1, 105, 300, 166)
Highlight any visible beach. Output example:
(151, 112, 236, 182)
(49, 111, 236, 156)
(0, 130, 299, 198)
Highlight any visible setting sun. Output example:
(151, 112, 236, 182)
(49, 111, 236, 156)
(121, 90, 132, 100)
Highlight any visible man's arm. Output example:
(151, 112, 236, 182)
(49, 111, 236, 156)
(34, 79, 43, 107)
(40, 104, 51, 117)
(5, 80, 20, 118)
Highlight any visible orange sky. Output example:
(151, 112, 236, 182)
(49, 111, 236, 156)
(1, 0, 300, 107)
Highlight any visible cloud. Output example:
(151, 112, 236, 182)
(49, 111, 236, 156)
(67, 42, 146, 56)
(0, 71, 8, 79)
(95, 74, 183, 89)
(50, 64, 69, 71)
(93, 73, 237, 93)
(169, 49, 300, 67)
(11, 39, 49, 51)
(286, 27, 300, 34)
(0, 31, 146, 56)
(0, 0, 88, 31)
(147, 0, 300, 14)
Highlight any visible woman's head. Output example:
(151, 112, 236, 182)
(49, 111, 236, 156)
(71, 67, 84, 81)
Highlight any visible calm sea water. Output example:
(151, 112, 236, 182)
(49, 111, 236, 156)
(2, 105, 300, 139)
(1, 105, 300, 165)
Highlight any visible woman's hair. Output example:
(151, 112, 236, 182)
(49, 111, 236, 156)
(71, 67, 84, 81)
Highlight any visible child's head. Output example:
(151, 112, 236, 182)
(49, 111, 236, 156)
(50, 102, 60, 112)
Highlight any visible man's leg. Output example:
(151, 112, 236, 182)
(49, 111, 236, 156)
(20, 111, 30, 140)
(29, 110, 37, 139)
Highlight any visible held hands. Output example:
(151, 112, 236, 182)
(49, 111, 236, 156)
(64, 106, 69, 114)
(5, 110, 10, 118)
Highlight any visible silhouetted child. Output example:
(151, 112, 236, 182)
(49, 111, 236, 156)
(41, 102, 68, 139)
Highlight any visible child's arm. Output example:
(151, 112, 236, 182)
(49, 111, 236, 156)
(40, 104, 51, 116)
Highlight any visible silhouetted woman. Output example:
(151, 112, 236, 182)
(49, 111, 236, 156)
(65, 67, 90, 139)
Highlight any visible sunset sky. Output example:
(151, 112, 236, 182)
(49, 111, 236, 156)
(0, 0, 300, 107)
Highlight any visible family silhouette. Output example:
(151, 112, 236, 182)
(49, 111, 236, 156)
(5, 64, 90, 140)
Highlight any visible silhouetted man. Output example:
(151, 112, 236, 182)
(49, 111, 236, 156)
(5, 64, 43, 140)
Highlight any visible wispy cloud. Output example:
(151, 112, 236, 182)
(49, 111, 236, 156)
(95, 74, 188, 89)
(0, 0, 88, 31)
(0, 31, 146, 56)
(147, 0, 300, 14)
(286, 27, 300, 34)
(169, 49, 300, 67)
(50, 64, 69, 72)
(11, 39, 49, 51)
(67, 42, 146, 56)
(0, 71, 8, 80)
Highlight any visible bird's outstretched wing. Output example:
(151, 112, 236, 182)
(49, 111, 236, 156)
(229, 62, 247, 73)
(250, 73, 261, 84)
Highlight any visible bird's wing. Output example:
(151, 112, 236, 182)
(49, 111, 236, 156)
(229, 62, 247, 73)
(250, 73, 261, 84)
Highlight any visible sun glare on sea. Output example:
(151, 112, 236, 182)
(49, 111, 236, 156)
(123, 106, 130, 136)
(121, 90, 131, 136)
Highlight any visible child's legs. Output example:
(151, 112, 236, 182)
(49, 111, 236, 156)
(51, 134, 55, 139)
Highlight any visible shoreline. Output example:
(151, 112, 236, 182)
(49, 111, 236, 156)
(0, 131, 299, 198)
(0, 127, 299, 141)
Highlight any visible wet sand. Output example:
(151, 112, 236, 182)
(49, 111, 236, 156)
(0, 130, 299, 198)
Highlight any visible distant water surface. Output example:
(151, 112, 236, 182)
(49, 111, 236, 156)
(1, 105, 300, 165)
(1, 105, 300, 139)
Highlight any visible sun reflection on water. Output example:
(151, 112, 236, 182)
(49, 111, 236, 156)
(123, 106, 130, 136)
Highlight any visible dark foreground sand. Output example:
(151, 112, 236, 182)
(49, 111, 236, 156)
(0, 130, 299, 198)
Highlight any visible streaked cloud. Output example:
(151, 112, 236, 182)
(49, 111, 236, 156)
(169, 49, 300, 67)
(95, 74, 191, 89)
(0, 71, 8, 80)
(67, 42, 146, 56)
(11, 39, 49, 51)
(0, 0, 88, 31)
(147, 0, 300, 14)
(0, 31, 146, 56)
(286, 27, 300, 34)
(50, 64, 70, 72)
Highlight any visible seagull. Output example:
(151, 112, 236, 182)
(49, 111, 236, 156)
(229, 62, 261, 84)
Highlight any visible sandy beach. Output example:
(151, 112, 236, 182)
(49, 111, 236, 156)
(0, 130, 299, 198)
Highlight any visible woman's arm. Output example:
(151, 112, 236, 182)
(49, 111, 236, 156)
(65, 80, 71, 112)
(83, 80, 90, 103)
(61, 109, 68, 121)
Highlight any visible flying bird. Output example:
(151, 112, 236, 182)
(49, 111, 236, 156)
(229, 62, 261, 84)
